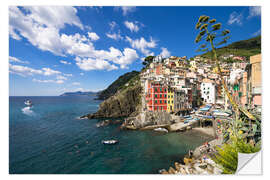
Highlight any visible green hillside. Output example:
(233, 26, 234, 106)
(97, 71, 140, 100)
(200, 35, 261, 60)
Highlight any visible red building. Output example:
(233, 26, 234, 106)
(146, 82, 167, 111)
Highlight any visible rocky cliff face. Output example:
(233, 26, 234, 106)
(122, 111, 173, 129)
(82, 84, 142, 119)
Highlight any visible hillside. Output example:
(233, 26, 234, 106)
(60, 91, 98, 97)
(96, 71, 140, 100)
(200, 35, 261, 60)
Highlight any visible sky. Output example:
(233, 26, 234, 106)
(9, 6, 261, 96)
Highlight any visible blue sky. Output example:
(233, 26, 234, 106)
(9, 6, 261, 96)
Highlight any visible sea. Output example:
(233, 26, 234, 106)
(9, 96, 213, 174)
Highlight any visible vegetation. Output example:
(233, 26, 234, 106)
(212, 137, 260, 174)
(199, 35, 261, 61)
(97, 71, 140, 100)
(142, 56, 155, 69)
(194, 15, 261, 174)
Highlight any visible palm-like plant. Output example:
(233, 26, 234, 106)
(194, 15, 256, 121)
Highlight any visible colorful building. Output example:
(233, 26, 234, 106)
(146, 82, 167, 111)
(167, 88, 174, 113)
(250, 54, 262, 108)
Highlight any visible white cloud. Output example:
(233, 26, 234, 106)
(109, 21, 117, 30)
(72, 82, 81, 86)
(88, 32, 100, 41)
(80, 72, 84, 76)
(9, 64, 69, 84)
(56, 75, 68, 80)
(228, 12, 243, 25)
(9, 56, 29, 64)
(75, 57, 118, 71)
(124, 21, 139, 32)
(115, 48, 138, 69)
(60, 60, 71, 65)
(63, 73, 73, 77)
(9, 7, 139, 71)
(248, 7, 261, 19)
(106, 31, 123, 40)
(42, 68, 61, 76)
(121, 7, 136, 16)
(126, 36, 156, 56)
(160, 47, 171, 58)
(114, 6, 136, 16)
(33, 78, 64, 84)
(9, 64, 43, 76)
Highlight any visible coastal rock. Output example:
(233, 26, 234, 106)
(82, 84, 142, 119)
(123, 111, 172, 129)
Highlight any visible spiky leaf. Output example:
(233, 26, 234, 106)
(199, 30, 206, 36)
(198, 15, 207, 23)
(195, 22, 202, 29)
(209, 19, 216, 23)
(200, 24, 208, 31)
(222, 29, 230, 36)
(202, 16, 210, 22)
(201, 48, 209, 52)
(212, 23, 221, 31)
(200, 44, 207, 48)
(195, 34, 202, 43)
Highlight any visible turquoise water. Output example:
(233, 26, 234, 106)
(9, 96, 212, 174)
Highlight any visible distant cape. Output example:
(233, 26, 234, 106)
(59, 91, 99, 97)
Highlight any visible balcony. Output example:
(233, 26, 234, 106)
(252, 86, 262, 95)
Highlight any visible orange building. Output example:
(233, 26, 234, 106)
(145, 82, 167, 111)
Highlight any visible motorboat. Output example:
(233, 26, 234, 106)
(102, 140, 119, 145)
(154, 128, 168, 133)
(24, 100, 32, 106)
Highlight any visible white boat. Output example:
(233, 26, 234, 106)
(102, 140, 119, 145)
(154, 128, 168, 133)
(24, 100, 32, 106)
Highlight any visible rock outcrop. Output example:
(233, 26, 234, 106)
(81, 84, 142, 119)
(122, 111, 173, 129)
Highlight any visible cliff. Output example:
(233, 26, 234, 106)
(81, 81, 142, 119)
(96, 71, 140, 100)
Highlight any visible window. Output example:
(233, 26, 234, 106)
(168, 100, 170, 104)
(160, 107, 162, 110)
(165, 100, 167, 103)
(155, 94, 157, 98)
(155, 100, 157, 103)
(160, 88, 162, 92)
(172, 100, 174, 104)
(155, 88, 157, 92)
(160, 94, 162, 98)
(160, 100, 162, 103)
(168, 95, 170, 98)
(165, 94, 167, 98)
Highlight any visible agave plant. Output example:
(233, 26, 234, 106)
(194, 15, 257, 120)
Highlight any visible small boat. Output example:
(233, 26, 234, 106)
(154, 128, 168, 133)
(24, 100, 32, 106)
(102, 140, 119, 145)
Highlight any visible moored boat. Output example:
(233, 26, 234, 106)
(24, 100, 32, 106)
(102, 140, 119, 145)
(154, 127, 168, 133)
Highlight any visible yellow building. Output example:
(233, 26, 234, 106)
(167, 89, 174, 113)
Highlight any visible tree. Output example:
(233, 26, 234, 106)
(194, 15, 256, 121)
(142, 56, 155, 68)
